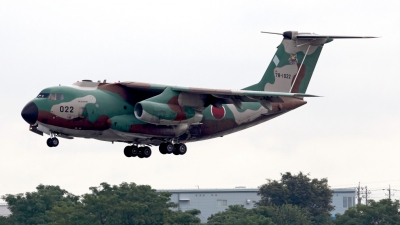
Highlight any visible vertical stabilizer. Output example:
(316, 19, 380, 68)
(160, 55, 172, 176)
(244, 31, 376, 93)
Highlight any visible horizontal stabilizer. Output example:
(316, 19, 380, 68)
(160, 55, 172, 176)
(261, 31, 378, 40)
(295, 34, 378, 39)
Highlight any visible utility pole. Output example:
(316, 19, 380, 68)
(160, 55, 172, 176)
(357, 183, 372, 205)
(383, 185, 396, 199)
(362, 186, 371, 205)
(366, 186, 370, 205)
(356, 182, 362, 204)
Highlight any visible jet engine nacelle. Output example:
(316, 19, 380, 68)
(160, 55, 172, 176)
(108, 114, 189, 137)
(134, 100, 203, 125)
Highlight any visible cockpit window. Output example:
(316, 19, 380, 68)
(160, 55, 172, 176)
(56, 93, 64, 100)
(37, 93, 50, 98)
(49, 93, 56, 100)
(37, 93, 64, 100)
(49, 93, 64, 100)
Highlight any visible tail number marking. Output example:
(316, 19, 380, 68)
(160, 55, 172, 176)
(60, 106, 74, 113)
(275, 72, 291, 79)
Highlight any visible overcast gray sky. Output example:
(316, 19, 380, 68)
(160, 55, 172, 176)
(1, 0, 399, 202)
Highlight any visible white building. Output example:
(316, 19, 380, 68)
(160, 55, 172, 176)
(0, 203, 10, 217)
(331, 188, 356, 216)
(164, 188, 356, 222)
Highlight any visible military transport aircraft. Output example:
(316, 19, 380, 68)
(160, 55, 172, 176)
(21, 31, 376, 158)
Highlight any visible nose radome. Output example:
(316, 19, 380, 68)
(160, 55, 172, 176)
(21, 102, 38, 125)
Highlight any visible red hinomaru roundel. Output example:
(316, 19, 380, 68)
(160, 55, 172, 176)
(211, 105, 226, 120)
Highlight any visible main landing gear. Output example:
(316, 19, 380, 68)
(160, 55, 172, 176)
(123, 142, 188, 158)
(159, 142, 187, 156)
(124, 145, 152, 158)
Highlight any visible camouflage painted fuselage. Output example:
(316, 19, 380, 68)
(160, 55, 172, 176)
(26, 81, 305, 145)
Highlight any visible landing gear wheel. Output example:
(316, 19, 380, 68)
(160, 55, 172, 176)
(165, 142, 174, 154)
(51, 138, 59, 147)
(124, 146, 133, 157)
(142, 146, 152, 158)
(137, 148, 144, 158)
(131, 146, 138, 157)
(172, 144, 183, 155)
(159, 143, 167, 154)
(176, 143, 187, 155)
(47, 138, 53, 147)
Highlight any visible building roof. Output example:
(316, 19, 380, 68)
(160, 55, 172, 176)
(158, 187, 356, 194)
(332, 188, 356, 193)
(158, 188, 259, 193)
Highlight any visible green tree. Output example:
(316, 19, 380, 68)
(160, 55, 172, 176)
(335, 199, 400, 225)
(46, 202, 93, 225)
(207, 205, 275, 225)
(165, 209, 202, 225)
(254, 205, 313, 225)
(207, 204, 313, 225)
(257, 172, 334, 223)
(0, 216, 11, 225)
(1, 184, 79, 225)
(2, 182, 202, 225)
(78, 182, 179, 225)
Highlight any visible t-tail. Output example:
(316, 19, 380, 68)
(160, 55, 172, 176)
(244, 31, 377, 93)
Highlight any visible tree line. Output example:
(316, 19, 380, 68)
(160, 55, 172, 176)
(1, 172, 399, 225)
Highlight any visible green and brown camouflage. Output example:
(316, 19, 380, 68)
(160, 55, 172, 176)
(244, 35, 327, 93)
(21, 31, 376, 154)
(134, 87, 203, 125)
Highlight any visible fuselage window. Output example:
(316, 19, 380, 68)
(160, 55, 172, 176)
(37, 93, 50, 98)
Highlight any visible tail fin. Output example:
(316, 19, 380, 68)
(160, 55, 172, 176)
(244, 31, 377, 93)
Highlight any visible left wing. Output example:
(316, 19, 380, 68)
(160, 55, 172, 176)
(119, 81, 318, 110)
(171, 86, 318, 110)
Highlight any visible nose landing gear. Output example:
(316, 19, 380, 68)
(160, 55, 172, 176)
(47, 138, 59, 147)
(46, 133, 59, 147)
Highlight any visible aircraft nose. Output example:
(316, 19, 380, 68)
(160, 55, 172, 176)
(21, 102, 38, 125)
